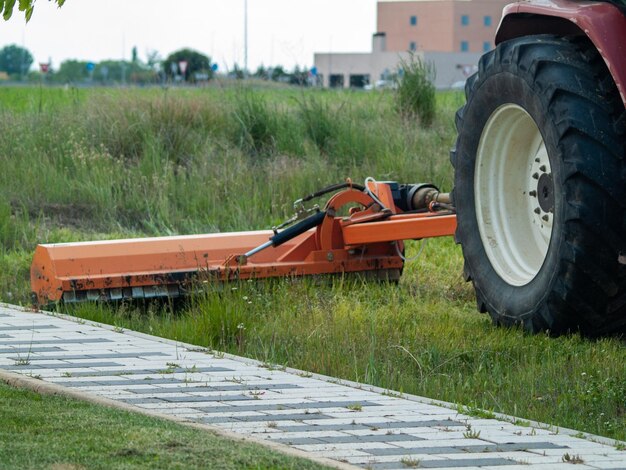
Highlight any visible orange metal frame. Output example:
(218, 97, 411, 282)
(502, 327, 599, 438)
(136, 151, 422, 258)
(31, 182, 457, 305)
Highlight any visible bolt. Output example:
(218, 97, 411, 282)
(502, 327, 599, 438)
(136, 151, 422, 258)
(539, 165, 547, 172)
(529, 190, 537, 197)
(534, 207, 541, 214)
(535, 157, 541, 163)
(532, 173, 539, 180)
(542, 215, 549, 222)
(327, 251, 334, 262)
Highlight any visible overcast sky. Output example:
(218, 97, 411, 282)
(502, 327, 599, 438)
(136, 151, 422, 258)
(0, 0, 379, 72)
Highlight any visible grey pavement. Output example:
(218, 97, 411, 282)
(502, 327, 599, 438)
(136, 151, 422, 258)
(0, 304, 624, 470)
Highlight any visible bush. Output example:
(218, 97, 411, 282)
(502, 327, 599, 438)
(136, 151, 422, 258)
(395, 54, 436, 126)
(232, 89, 278, 156)
(296, 94, 338, 155)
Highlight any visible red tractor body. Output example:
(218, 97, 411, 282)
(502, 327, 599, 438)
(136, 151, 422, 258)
(496, 0, 626, 106)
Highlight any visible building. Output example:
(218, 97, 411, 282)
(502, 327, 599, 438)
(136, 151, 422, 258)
(378, 0, 509, 54)
(313, 0, 509, 89)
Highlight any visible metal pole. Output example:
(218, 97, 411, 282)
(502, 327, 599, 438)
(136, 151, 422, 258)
(244, 0, 248, 75)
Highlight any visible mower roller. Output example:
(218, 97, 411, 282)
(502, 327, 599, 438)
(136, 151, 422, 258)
(31, 180, 455, 305)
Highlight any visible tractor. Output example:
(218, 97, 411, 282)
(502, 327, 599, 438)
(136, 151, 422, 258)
(453, 0, 626, 335)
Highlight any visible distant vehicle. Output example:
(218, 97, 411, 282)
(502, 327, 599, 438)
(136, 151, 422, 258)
(364, 79, 394, 91)
(450, 80, 466, 90)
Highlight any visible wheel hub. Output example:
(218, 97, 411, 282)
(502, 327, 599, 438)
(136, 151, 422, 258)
(537, 173, 554, 213)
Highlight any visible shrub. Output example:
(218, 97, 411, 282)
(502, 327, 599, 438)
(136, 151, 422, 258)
(395, 54, 436, 126)
(296, 94, 337, 155)
(232, 89, 278, 156)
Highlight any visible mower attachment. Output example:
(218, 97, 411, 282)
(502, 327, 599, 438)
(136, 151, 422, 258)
(30, 180, 456, 306)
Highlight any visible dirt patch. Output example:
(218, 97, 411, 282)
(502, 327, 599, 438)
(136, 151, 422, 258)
(50, 464, 86, 470)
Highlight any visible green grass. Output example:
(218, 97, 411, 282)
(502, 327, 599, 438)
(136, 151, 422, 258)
(0, 84, 623, 444)
(0, 382, 329, 469)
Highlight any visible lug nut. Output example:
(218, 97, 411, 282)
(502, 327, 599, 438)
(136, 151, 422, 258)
(529, 190, 537, 197)
(532, 173, 539, 180)
(535, 157, 540, 163)
(534, 207, 541, 214)
(539, 165, 547, 172)
(542, 215, 549, 221)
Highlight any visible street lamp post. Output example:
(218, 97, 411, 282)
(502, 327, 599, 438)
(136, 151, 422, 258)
(244, 0, 248, 75)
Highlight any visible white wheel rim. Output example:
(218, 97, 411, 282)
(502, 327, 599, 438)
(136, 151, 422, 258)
(475, 104, 554, 286)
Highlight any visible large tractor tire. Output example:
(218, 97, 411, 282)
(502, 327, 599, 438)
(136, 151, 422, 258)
(452, 35, 626, 335)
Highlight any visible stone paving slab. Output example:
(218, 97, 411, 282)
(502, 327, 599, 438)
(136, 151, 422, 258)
(0, 304, 624, 470)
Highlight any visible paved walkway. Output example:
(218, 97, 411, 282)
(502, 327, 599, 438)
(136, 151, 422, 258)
(0, 304, 624, 470)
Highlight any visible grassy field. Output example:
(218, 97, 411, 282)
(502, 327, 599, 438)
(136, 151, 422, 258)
(0, 382, 329, 469)
(0, 84, 624, 444)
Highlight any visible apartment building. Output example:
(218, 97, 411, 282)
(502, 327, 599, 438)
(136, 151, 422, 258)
(378, 0, 509, 54)
(313, 0, 508, 89)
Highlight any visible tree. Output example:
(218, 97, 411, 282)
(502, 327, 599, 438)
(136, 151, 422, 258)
(289, 65, 310, 86)
(254, 65, 268, 80)
(270, 65, 288, 82)
(0, 44, 33, 78)
(145, 49, 162, 72)
(1, 0, 66, 21)
(163, 48, 213, 82)
(53, 59, 88, 83)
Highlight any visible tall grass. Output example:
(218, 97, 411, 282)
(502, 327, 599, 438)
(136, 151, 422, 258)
(0, 85, 623, 442)
(395, 54, 437, 127)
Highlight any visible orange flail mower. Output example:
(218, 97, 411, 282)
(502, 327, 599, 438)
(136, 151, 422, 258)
(30, 180, 455, 306)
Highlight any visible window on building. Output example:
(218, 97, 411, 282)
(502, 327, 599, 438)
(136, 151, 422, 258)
(409, 41, 417, 52)
(484, 15, 492, 26)
(461, 15, 469, 26)
(329, 74, 344, 88)
(410, 15, 417, 26)
(461, 41, 469, 52)
(483, 41, 491, 52)
(349, 74, 370, 89)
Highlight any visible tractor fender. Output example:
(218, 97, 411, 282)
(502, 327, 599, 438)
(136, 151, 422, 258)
(496, 0, 626, 107)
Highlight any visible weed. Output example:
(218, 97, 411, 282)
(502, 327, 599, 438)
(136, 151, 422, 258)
(267, 421, 278, 429)
(400, 456, 421, 468)
(61, 372, 72, 378)
(562, 453, 584, 464)
(346, 403, 363, 412)
(395, 53, 436, 126)
(463, 425, 481, 439)
(296, 94, 338, 154)
(615, 441, 625, 451)
(158, 364, 178, 375)
(13, 358, 30, 366)
(232, 89, 278, 156)
(458, 404, 496, 420)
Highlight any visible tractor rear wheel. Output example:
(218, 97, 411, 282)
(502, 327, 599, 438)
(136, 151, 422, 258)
(452, 35, 626, 335)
